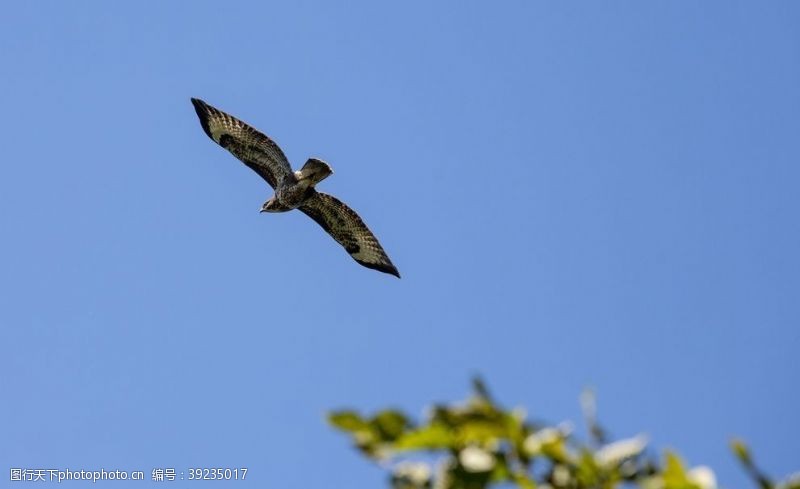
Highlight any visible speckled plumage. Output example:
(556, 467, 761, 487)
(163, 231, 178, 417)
(191, 98, 399, 278)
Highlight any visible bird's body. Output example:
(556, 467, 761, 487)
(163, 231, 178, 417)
(191, 98, 399, 277)
(261, 157, 333, 212)
(274, 183, 309, 210)
(268, 177, 312, 212)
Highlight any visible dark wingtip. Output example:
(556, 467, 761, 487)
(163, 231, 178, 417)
(190, 97, 214, 139)
(190, 97, 207, 112)
(356, 259, 401, 278)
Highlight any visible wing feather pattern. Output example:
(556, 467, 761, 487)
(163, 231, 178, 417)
(300, 191, 400, 278)
(191, 98, 292, 189)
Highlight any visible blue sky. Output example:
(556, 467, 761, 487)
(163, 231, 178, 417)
(1, 1, 798, 487)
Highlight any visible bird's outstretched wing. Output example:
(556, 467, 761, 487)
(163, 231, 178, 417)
(191, 98, 292, 189)
(300, 191, 400, 278)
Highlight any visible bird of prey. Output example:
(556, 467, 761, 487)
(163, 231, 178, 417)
(191, 98, 400, 278)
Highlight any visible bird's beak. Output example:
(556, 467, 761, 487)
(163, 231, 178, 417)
(259, 208, 266, 213)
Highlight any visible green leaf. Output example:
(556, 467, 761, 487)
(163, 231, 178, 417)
(662, 451, 701, 489)
(394, 423, 455, 451)
(542, 436, 571, 464)
(511, 472, 536, 489)
(731, 438, 752, 465)
(372, 410, 410, 441)
(458, 418, 510, 445)
(328, 411, 370, 432)
(730, 438, 774, 489)
(576, 449, 602, 487)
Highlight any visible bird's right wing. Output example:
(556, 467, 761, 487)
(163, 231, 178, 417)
(191, 98, 292, 189)
(299, 191, 400, 277)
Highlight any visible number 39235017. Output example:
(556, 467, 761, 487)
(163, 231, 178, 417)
(188, 468, 248, 480)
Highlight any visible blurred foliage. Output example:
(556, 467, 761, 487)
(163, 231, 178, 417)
(329, 379, 799, 489)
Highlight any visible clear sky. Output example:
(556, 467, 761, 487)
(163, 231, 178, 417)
(1, 1, 798, 487)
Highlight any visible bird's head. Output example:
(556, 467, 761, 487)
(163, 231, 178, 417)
(260, 198, 281, 213)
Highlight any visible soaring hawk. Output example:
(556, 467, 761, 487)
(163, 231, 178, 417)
(191, 98, 399, 278)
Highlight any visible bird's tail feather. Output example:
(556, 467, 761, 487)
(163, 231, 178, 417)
(296, 158, 333, 187)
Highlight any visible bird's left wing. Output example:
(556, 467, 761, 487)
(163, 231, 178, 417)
(299, 191, 400, 277)
(191, 98, 292, 189)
